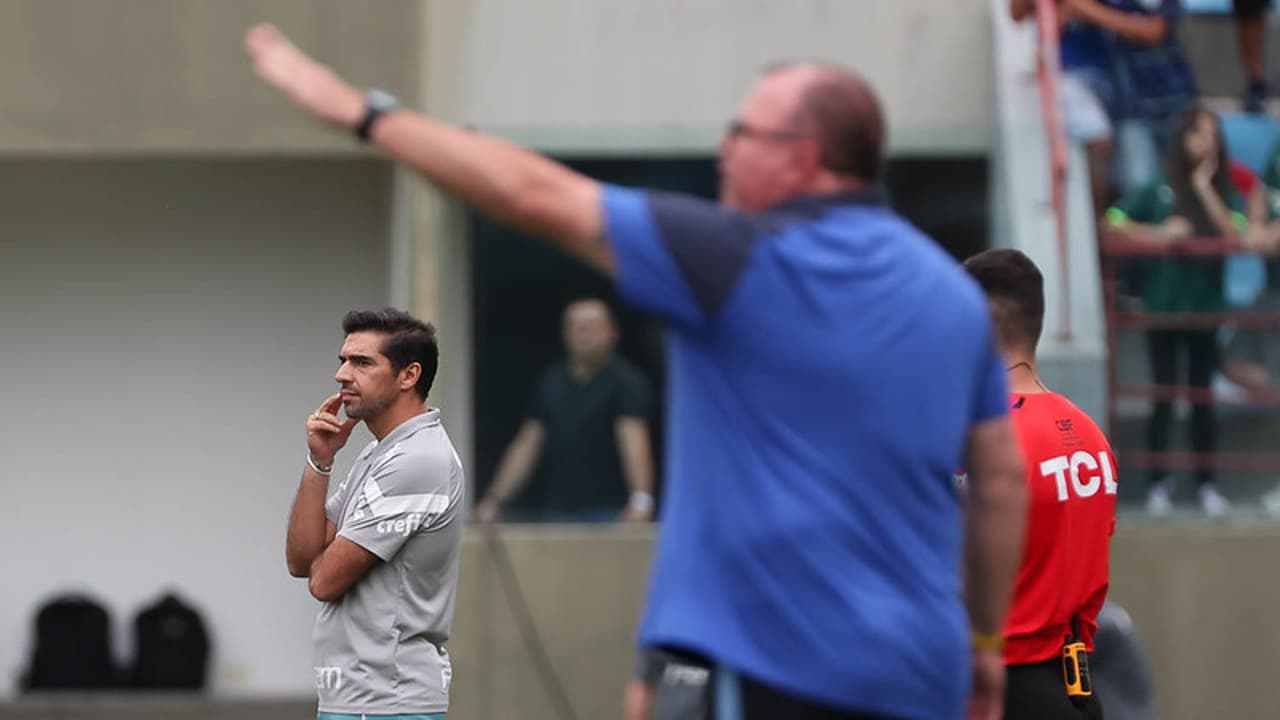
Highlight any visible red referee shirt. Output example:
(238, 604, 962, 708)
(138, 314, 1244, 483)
(1003, 391, 1117, 665)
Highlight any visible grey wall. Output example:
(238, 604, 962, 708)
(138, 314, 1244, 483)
(0, 0, 420, 154)
(0, 158, 393, 696)
(0, 0, 994, 156)
(432, 0, 993, 154)
(4, 525, 1280, 720)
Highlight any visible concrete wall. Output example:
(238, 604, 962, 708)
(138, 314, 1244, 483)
(426, 0, 993, 154)
(3, 525, 1280, 720)
(0, 158, 393, 697)
(1109, 522, 1280, 720)
(0, 0, 420, 154)
(0, 0, 994, 156)
(458, 525, 1280, 720)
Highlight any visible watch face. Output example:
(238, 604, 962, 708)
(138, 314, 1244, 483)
(366, 88, 400, 112)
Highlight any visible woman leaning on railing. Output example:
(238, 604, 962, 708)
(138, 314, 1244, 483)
(1101, 106, 1261, 516)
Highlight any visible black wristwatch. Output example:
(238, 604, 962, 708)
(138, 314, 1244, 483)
(354, 88, 400, 142)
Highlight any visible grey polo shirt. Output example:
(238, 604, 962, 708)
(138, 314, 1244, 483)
(313, 409, 465, 715)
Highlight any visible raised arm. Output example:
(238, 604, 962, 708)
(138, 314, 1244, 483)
(1191, 158, 1245, 240)
(287, 393, 357, 577)
(245, 24, 613, 274)
(1063, 0, 1169, 46)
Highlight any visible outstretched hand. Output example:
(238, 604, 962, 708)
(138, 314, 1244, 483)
(245, 23, 366, 130)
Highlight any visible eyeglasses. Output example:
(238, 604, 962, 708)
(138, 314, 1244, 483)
(725, 119, 808, 143)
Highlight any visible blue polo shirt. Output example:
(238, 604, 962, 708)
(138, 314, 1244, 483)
(602, 185, 1008, 718)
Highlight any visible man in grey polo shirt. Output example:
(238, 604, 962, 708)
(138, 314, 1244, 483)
(286, 308, 465, 720)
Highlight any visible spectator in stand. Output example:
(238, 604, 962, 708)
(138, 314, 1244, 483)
(1222, 260, 1280, 404)
(1010, 0, 1198, 211)
(1011, 0, 1120, 215)
(1234, 0, 1273, 113)
(1221, 144, 1280, 513)
(475, 298, 656, 524)
(1106, 107, 1245, 517)
(1104, 0, 1198, 196)
(1222, 255, 1280, 514)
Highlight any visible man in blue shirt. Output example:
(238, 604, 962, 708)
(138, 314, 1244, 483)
(247, 25, 1029, 720)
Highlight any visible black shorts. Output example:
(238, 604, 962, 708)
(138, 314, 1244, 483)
(1234, 0, 1273, 19)
(1005, 658, 1104, 720)
(646, 648, 902, 720)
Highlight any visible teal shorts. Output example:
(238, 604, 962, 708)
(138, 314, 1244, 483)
(317, 714, 445, 720)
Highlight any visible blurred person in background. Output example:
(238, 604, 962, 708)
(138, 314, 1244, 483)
(1012, 0, 1199, 207)
(1234, 0, 1273, 113)
(964, 249, 1117, 720)
(1219, 231, 1280, 511)
(474, 298, 656, 524)
(1090, 601, 1157, 720)
(247, 25, 1028, 719)
(286, 309, 465, 720)
(1011, 0, 1121, 215)
(1102, 0, 1198, 197)
(1106, 107, 1244, 516)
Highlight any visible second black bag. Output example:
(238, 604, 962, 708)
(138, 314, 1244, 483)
(128, 592, 210, 690)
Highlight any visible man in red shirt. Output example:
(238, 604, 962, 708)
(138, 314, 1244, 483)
(964, 249, 1117, 720)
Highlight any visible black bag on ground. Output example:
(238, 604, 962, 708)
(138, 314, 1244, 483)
(128, 592, 210, 690)
(22, 593, 118, 691)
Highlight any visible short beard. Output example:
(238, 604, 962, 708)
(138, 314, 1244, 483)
(345, 393, 393, 421)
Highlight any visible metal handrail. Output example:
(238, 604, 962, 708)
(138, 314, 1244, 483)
(1100, 232, 1280, 472)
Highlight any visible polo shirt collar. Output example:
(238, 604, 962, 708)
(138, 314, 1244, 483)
(378, 408, 440, 446)
(768, 187, 888, 216)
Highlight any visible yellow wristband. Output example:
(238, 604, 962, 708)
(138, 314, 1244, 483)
(971, 631, 1005, 652)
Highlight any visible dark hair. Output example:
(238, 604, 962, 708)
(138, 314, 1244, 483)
(962, 249, 1045, 355)
(1166, 106, 1234, 237)
(341, 308, 439, 399)
(768, 62, 886, 182)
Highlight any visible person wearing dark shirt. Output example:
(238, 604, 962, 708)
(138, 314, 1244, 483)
(475, 298, 656, 523)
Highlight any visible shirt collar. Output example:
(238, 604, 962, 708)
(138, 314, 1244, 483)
(378, 408, 440, 446)
(767, 187, 888, 217)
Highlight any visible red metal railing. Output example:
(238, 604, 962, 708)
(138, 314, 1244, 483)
(1034, 0, 1072, 341)
(1100, 232, 1280, 474)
